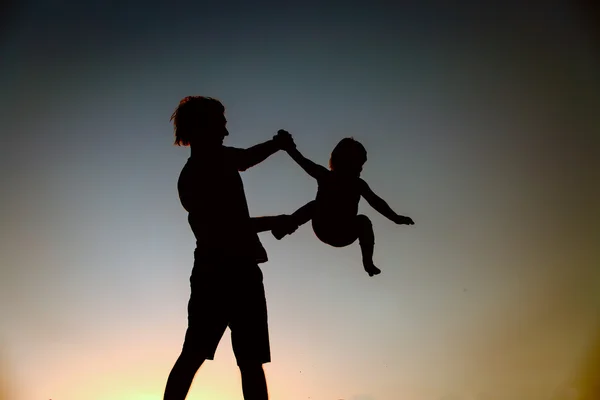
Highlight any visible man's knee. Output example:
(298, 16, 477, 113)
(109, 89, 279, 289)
(178, 349, 206, 369)
(238, 361, 264, 369)
(238, 362, 265, 374)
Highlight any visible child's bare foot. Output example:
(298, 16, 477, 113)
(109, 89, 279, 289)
(363, 262, 381, 277)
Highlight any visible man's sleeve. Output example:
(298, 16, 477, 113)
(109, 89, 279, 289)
(224, 146, 249, 171)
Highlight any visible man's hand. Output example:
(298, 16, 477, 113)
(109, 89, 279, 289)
(394, 215, 414, 225)
(273, 129, 296, 151)
(271, 214, 299, 240)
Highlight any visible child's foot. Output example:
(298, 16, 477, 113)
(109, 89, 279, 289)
(271, 219, 299, 240)
(363, 262, 381, 277)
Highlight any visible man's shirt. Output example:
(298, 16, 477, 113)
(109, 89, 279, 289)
(178, 146, 268, 264)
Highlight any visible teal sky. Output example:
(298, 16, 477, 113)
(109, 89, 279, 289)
(1, 1, 599, 400)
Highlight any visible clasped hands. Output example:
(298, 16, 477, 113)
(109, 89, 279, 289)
(273, 129, 296, 151)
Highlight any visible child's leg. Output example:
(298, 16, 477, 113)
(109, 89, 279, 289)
(291, 200, 316, 225)
(356, 214, 381, 277)
(272, 200, 316, 240)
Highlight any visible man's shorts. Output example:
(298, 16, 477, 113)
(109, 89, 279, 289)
(181, 252, 270, 365)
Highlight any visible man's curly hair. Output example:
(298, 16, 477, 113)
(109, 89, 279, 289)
(170, 96, 225, 146)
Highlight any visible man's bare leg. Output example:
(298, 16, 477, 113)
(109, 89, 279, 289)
(163, 351, 205, 400)
(239, 363, 268, 400)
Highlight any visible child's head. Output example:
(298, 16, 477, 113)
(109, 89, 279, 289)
(171, 96, 228, 147)
(329, 137, 367, 176)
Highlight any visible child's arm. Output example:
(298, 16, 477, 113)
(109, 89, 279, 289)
(286, 147, 329, 181)
(277, 130, 328, 181)
(233, 130, 294, 171)
(360, 179, 414, 225)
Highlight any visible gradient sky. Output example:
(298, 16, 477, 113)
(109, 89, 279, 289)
(1, 1, 599, 400)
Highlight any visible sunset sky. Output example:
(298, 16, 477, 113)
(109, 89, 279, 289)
(1, 1, 599, 400)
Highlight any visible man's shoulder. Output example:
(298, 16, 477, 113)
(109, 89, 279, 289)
(178, 157, 192, 175)
(217, 145, 242, 160)
(356, 177, 369, 190)
(178, 157, 205, 188)
(179, 157, 197, 175)
(223, 145, 243, 153)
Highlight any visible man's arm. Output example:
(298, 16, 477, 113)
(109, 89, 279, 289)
(251, 215, 297, 233)
(360, 179, 414, 224)
(233, 130, 295, 171)
(234, 139, 280, 171)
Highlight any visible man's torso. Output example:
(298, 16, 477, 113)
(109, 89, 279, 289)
(178, 147, 267, 263)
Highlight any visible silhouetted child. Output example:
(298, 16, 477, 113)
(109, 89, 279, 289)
(164, 96, 295, 400)
(273, 133, 414, 277)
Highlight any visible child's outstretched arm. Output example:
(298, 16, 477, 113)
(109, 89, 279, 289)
(360, 179, 415, 225)
(234, 130, 293, 171)
(278, 130, 329, 181)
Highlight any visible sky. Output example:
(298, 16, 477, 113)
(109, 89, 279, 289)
(1, 1, 599, 400)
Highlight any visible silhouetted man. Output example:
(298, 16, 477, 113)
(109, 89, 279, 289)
(164, 96, 296, 400)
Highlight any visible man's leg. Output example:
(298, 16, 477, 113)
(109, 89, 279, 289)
(356, 214, 381, 276)
(239, 363, 269, 400)
(231, 263, 271, 400)
(163, 351, 205, 400)
(272, 200, 316, 239)
(165, 257, 228, 400)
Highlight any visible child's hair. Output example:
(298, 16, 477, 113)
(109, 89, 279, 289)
(171, 96, 225, 146)
(329, 137, 367, 171)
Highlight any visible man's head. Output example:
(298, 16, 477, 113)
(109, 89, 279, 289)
(171, 96, 228, 147)
(329, 137, 367, 176)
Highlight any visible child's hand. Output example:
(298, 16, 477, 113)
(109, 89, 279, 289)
(394, 215, 414, 225)
(273, 129, 296, 151)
